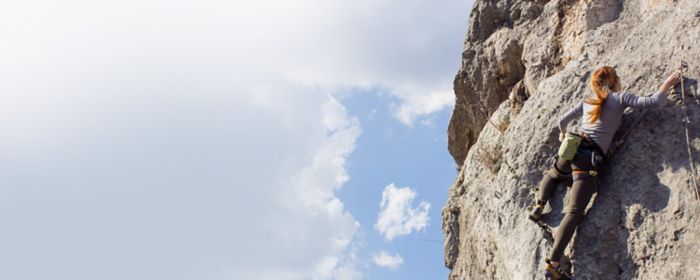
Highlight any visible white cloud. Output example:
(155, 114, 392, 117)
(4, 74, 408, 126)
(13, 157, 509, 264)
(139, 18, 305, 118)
(0, 2, 364, 279)
(393, 87, 455, 125)
(371, 251, 404, 270)
(0, 0, 471, 278)
(0, 74, 363, 280)
(375, 183, 431, 241)
(228, 0, 468, 125)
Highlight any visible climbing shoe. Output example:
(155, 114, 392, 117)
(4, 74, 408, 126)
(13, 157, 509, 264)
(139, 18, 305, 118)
(544, 259, 571, 280)
(528, 204, 544, 222)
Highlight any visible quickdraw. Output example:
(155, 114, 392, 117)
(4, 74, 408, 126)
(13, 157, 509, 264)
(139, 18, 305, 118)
(678, 61, 700, 203)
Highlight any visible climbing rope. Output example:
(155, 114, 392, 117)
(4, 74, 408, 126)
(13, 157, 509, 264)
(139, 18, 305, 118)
(678, 61, 700, 203)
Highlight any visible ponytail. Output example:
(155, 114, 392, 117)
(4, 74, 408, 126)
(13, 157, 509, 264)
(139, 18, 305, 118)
(585, 66, 620, 123)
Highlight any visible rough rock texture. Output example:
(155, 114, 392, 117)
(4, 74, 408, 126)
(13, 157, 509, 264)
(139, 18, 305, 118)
(443, 0, 700, 279)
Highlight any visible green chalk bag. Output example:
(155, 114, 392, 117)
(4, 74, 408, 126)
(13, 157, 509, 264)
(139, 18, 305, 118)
(557, 133, 582, 161)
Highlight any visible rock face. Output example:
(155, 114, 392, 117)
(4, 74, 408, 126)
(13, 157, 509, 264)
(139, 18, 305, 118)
(443, 0, 700, 279)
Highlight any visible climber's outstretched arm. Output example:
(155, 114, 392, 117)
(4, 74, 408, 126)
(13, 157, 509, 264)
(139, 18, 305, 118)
(620, 70, 681, 109)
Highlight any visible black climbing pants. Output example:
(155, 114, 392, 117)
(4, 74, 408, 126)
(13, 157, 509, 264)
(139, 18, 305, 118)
(536, 144, 600, 262)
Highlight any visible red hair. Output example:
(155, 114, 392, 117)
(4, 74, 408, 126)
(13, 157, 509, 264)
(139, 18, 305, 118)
(586, 66, 621, 123)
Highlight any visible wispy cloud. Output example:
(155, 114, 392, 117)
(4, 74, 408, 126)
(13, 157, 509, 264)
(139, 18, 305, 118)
(375, 183, 431, 241)
(371, 251, 404, 270)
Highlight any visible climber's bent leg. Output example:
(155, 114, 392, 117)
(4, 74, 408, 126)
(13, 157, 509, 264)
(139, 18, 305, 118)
(537, 157, 571, 205)
(549, 175, 597, 262)
(530, 157, 571, 222)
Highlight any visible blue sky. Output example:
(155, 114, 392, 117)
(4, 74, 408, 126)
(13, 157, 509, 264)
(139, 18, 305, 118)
(339, 91, 457, 279)
(0, 0, 473, 279)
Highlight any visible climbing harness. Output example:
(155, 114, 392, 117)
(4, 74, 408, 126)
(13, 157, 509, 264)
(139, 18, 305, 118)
(678, 61, 700, 204)
(568, 133, 604, 177)
(573, 168, 597, 177)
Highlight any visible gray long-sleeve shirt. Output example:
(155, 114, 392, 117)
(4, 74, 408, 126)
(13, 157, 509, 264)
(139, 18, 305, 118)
(559, 90, 668, 153)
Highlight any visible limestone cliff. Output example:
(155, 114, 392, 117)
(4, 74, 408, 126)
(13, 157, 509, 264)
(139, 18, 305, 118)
(443, 0, 700, 279)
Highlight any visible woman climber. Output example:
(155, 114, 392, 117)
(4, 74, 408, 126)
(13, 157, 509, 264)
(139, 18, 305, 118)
(528, 66, 683, 280)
